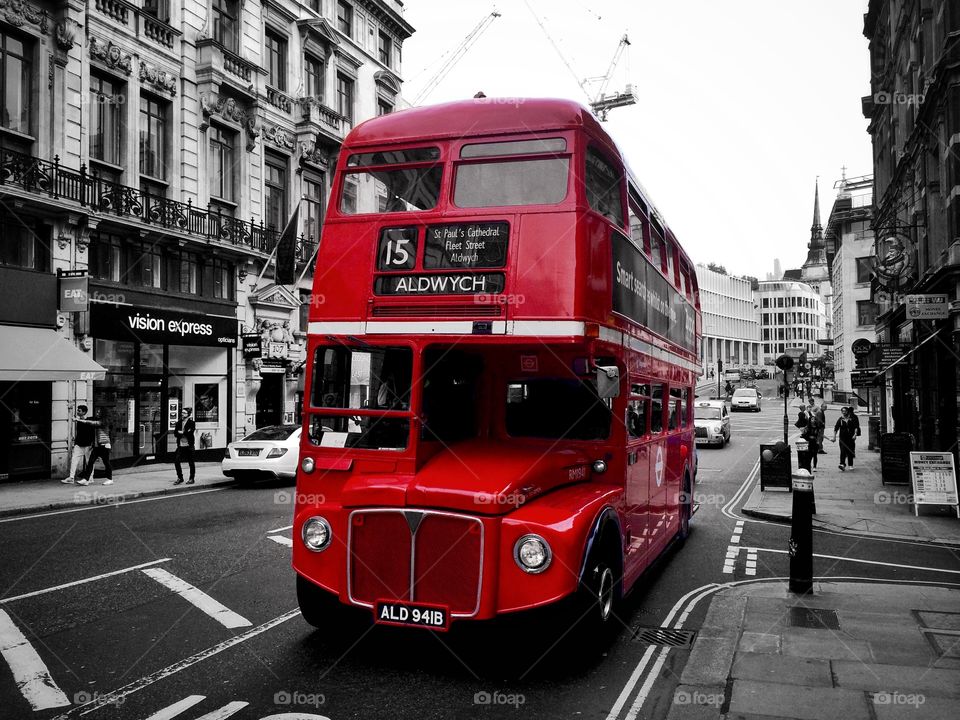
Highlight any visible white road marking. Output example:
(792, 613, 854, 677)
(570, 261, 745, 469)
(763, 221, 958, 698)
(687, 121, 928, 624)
(0, 608, 70, 710)
(745, 548, 758, 576)
(55, 609, 301, 719)
(1, 558, 171, 604)
(268, 535, 293, 547)
(141, 569, 252, 629)
(268, 524, 293, 533)
(0, 488, 226, 524)
(749, 547, 960, 575)
(190, 700, 249, 720)
(142, 694, 205, 720)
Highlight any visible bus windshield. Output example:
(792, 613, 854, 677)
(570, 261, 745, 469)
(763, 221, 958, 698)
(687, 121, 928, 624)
(340, 147, 443, 215)
(307, 346, 412, 450)
(505, 378, 611, 440)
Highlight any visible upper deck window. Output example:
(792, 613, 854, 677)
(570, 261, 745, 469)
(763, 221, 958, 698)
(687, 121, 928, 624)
(585, 148, 623, 225)
(340, 147, 442, 215)
(454, 137, 569, 209)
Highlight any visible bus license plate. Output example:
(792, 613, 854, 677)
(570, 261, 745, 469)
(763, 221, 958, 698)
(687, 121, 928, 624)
(374, 600, 449, 631)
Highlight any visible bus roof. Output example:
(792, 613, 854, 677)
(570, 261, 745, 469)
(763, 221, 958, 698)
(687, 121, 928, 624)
(346, 97, 612, 149)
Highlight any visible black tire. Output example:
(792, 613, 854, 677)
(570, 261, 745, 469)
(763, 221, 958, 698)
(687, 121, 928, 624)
(572, 526, 622, 647)
(296, 575, 343, 628)
(677, 474, 692, 543)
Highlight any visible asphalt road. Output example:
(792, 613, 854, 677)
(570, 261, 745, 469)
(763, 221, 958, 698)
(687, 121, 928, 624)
(1, 392, 958, 720)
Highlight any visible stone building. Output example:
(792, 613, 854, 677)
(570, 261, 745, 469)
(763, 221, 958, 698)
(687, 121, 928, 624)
(756, 280, 827, 365)
(694, 264, 761, 376)
(862, 0, 959, 451)
(0, 0, 413, 478)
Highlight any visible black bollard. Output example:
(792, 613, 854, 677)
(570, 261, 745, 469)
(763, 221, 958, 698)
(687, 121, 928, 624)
(789, 470, 814, 594)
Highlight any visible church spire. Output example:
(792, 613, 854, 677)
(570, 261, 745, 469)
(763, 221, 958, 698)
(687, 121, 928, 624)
(811, 178, 821, 236)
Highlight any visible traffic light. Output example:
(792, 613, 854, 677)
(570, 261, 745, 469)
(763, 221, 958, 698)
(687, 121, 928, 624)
(718, 359, 723, 372)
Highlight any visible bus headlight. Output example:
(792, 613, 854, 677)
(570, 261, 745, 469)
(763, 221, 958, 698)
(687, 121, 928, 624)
(301, 457, 315, 474)
(592, 460, 607, 474)
(514, 534, 552, 574)
(302, 517, 331, 552)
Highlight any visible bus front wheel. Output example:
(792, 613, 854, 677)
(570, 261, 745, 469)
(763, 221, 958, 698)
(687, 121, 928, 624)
(573, 527, 622, 643)
(677, 474, 693, 543)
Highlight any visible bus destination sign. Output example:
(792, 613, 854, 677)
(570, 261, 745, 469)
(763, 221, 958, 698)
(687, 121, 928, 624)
(424, 222, 509, 269)
(375, 272, 506, 296)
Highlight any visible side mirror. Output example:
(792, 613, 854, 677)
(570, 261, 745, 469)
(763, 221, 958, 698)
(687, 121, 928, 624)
(596, 365, 620, 398)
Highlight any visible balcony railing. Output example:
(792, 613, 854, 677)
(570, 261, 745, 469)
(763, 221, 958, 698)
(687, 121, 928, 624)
(93, 0, 181, 51)
(0, 147, 299, 257)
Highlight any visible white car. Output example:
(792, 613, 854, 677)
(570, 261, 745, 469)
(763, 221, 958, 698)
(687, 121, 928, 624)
(222, 425, 301, 481)
(731, 387, 762, 412)
(694, 400, 731, 446)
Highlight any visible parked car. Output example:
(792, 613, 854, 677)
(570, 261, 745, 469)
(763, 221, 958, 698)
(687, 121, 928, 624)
(731, 387, 762, 412)
(222, 425, 302, 481)
(694, 400, 731, 446)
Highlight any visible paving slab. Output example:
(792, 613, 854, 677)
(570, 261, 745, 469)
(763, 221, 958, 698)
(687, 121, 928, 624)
(703, 594, 747, 629)
(728, 679, 870, 720)
(737, 632, 780, 654)
(871, 694, 958, 720)
(833, 661, 960, 698)
(730, 653, 832, 687)
(917, 611, 960, 631)
(780, 629, 873, 662)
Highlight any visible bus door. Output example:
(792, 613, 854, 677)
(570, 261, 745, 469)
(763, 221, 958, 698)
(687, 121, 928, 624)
(647, 383, 668, 553)
(624, 383, 651, 580)
(664, 387, 686, 536)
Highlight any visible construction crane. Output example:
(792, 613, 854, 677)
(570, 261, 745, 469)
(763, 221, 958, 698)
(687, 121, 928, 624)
(412, 11, 502, 106)
(585, 33, 636, 120)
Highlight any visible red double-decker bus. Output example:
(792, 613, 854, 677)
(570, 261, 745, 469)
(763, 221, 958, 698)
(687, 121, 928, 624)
(293, 98, 701, 637)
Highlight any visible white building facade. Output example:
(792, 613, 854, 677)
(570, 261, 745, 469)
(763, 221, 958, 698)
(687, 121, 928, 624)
(694, 264, 762, 375)
(757, 280, 827, 364)
(0, 0, 413, 478)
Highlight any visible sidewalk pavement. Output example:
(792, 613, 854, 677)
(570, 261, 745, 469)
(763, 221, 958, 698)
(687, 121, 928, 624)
(669, 580, 960, 720)
(742, 402, 960, 545)
(0, 462, 234, 518)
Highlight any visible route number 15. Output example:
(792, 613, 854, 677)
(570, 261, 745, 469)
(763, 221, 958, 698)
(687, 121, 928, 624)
(378, 228, 417, 270)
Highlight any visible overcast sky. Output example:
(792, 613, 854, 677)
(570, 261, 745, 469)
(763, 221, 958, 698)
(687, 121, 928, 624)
(398, 0, 873, 279)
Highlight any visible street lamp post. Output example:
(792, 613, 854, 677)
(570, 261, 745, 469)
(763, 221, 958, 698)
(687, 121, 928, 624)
(776, 354, 795, 445)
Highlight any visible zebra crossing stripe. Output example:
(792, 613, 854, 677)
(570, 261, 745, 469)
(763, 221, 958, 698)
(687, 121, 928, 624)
(142, 569, 252, 629)
(0, 608, 70, 710)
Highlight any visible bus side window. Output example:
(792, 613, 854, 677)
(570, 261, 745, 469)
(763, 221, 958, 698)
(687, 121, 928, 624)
(626, 398, 647, 439)
(650, 384, 664, 433)
(585, 147, 624, 226)
(668, 387, 682, 431)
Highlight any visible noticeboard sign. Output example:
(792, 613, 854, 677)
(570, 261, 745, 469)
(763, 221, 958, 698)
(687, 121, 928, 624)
(880, 432, 913, 485)
(850, 370, 879, 388)
(909, 452, 959, 515)
(905, 294, 948, 320)
(58, 270, 89, 312)
(760, 444, 792, 491)
(878, 344, 908, 366)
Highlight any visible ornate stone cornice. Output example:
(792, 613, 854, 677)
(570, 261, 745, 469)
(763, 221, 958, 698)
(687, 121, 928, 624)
(139, 61, 177, 96)
(0, 0, 48, 34)
(298, 140, 328, 169)
(55, 20, 76, 50)
(200, 93, 263, 151)
(89, 37, 133, 75)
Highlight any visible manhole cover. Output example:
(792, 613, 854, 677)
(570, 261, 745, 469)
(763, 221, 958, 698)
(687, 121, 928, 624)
(631, 627, 697, 647)
(788, 607, 839, 630)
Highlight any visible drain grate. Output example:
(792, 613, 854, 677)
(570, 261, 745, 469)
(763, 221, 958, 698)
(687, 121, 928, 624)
(631, 626, 697, 647)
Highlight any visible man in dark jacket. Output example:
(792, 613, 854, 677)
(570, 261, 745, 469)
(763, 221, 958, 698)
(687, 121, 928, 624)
(63, 405, 96, 484)
(173, 407, 196, 485)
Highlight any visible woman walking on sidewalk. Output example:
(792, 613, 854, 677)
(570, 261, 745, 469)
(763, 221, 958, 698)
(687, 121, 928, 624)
(79, 410, 113, 485)
(833, 406, 861, 471)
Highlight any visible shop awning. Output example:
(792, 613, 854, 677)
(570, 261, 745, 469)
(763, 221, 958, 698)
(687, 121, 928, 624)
(0, 326, 106, 381)
(873, 329, 942, 378)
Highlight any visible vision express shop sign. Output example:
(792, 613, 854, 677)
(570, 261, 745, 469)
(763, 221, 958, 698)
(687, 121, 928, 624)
(611, 232, 696, 352)
(91, 303, 238, 347)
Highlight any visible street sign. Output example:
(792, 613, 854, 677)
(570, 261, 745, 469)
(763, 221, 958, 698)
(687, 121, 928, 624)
(58, 270, 88, 312)
(850, 370, 878, 388)
(905, 294, 948, 320)
(878, 343, 908, 366)
(909, 452, 959, 517)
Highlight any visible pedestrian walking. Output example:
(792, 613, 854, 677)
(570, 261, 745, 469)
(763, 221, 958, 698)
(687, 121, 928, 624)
(80, 409, 113, 485)
(815, 401, 827, 455)
(724, 380, 733, 399)
(173, 407, 196, 485)
(62, 404, 96, 484)
(802, 403, 822, 469)
(833, 406, 861, 471)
